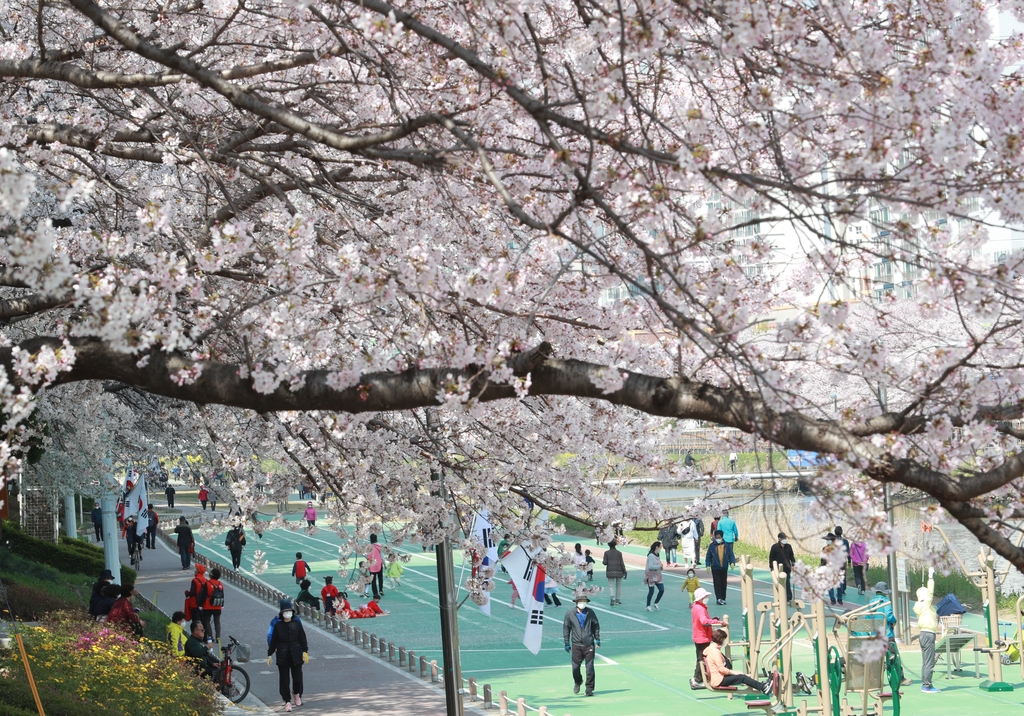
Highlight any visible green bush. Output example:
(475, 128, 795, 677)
(0, 672, 106, 716)
(0, 581, 82, 621)
(2, 520, 135, 584)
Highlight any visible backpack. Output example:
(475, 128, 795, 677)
(267, 614, 302, 647)
(681, 522, 691, 536)
(695, 519, 705, 538)
(209, 581, 225, 608)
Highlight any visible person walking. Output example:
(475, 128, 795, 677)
(292, 552, 312, 586)
(175, 516, 194, 570)
(658, 524, 680, 567)
(644, 541, 665, 611)
(602, 539, 627, 606)
(303, 501, 317, 527)
(705, 529, 737, 605)
(717, 509, 739, 553)
(573, 543, 587, 582)
(198, 485, 209, 510)
(705, 629, 772, 693)
(693, 517, 704, 566)
(367, 534, 384, 600)
(834, 526, 851, 603)
(769, 532, 796, 604)
(821, 533, 844, 605)
(728, 452, 738, 472)
(208, 486, 218, 512)
(144, 503, 158, 549)
(679, 518, 697, 568)
(165, 483, 176, 508)
(321, 576, 340, 614)
(385, 555, 404, 589)
(850, 539, 868, 595)
(689, 587, 722, 689)
(267, 598, 309, 712)
(91, 504, 103, 541)
(185, 563, 209, 623)
(203, 567, 225, 644)
(915, 567, 939, 693)
(226, 524, 247, 569)
(562, 594, 600, 697)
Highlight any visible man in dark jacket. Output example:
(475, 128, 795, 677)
(602, 540, 627, 606)
(89, 569, 115, 617)
(143, 504, 158, 549)
(165, 483, 176, 508)
(183, 621, 220, 677)
(175, 517, 194, 570)
(91, 505, 103, 541)
(268, 598, 309, 712)
(768, 532, 796, 604)
(226, 525, 246, 569)
(705, 530, 737, 605)
(563, 595, 601, 697)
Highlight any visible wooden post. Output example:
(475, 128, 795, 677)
(468, 677, 477, 700)
(483, 683, 492, 709)
(408, 650, 417, 673)
(430, 660, 439, 683)
(399, 646, 407, 666)
(499, 690, 508, 715)
(370, 634, 378, 652)
(420, 655, 428, 678)
(388, 643, 396, 662)
(517, 697, 526, 716)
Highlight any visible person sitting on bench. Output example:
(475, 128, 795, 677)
(704, 629, 773, 694)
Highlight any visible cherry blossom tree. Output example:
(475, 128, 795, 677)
(1, 0, 1024, 577)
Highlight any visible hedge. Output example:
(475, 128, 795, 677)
(0, 674, 106, 716)
(2, 521, 135, 584)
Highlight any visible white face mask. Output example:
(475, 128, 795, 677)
(576, 602, 587, 611)
(282, 611, 294, 620)
(716, 538, 724, 544)
(780, 540, 788, 545)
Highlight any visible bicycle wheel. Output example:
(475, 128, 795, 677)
(220, 665, 250, 703)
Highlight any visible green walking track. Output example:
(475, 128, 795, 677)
(187, 508, 1024, 715)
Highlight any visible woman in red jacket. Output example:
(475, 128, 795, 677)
(689, 588, 722, 690)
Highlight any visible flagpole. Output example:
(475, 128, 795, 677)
(427, 408, 465, 716)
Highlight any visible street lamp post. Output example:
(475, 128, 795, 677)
(877, 386, 903, 643)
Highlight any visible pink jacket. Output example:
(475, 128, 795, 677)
(368, 544, 383, 572)
(304, 507, 317, 520)
(691, 600, 719, 644)
(849, 541, 867, 565)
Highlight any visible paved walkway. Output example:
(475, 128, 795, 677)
(121, 528, 450, 715)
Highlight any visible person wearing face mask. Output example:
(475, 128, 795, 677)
(705, 530, 737, 605)
(268, 599, 309, 712)
(165, 611, 189, 658)
(562, 595, 601, 697)
(769, 532, 796, 605)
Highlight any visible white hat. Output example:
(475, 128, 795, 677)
(693, 587, 712, 602)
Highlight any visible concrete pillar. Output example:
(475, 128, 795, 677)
(63, 493, 77, 539)
(100, 494, 120, 580)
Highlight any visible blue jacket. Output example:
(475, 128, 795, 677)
(705, 541, 737, 571)
(717, 516, 739, 543)
(868, 595, 897, 638)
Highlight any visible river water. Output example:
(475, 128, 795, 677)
(628, 485, 1024, 595)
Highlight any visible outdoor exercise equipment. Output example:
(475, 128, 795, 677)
(732, 557, 835, 716)
(933, 526, 1015, 692)
(830, 600, 902, 716)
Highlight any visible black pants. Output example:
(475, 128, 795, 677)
(201, 610, 222, 641)
(371, 570, 384, 599)
(544, 592, 562, 606)
(783, 571, 793, 602)
(230, 548, 243, 569)
(277, 661, 303, 703)
(146, 526, 156, 548)
(712, 569, 728, 601)
(694, 642, 710, 682)
(167, 495, 175, 508)
(94, 524, 102, 541)
(853, 565, 865, 592)
(210, 500, 217, 511)
(201, 500, 207, 510)
(571, 642, 595, 693)
(180, 546, 191, 569)
(720, 673, 763, 690)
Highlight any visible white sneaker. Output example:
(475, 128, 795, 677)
(294, 695, 302, 706)
(653, 604, 660, 610)
(285, 704, 293, 713)
(646, 606, 653, 611)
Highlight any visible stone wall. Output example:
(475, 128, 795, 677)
(21, 488, 57, 543)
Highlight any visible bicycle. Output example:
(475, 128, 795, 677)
(212, 635, 251, 703)
(128, 540, 143, 572)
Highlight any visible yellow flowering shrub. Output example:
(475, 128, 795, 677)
(1, 612, 218, 716)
